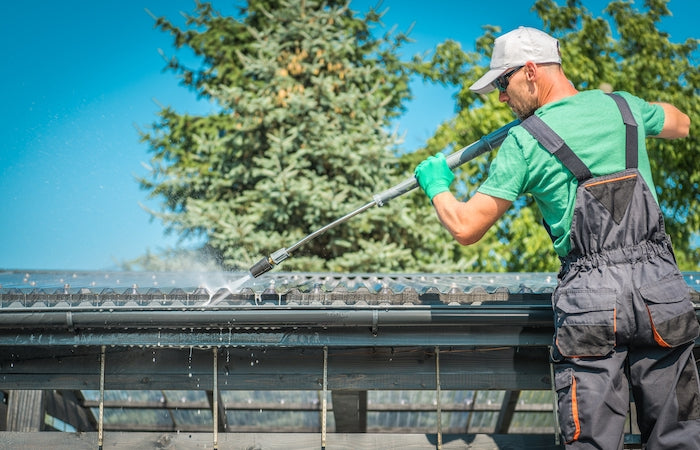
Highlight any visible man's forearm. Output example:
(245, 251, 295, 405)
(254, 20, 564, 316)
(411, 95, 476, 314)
(652, 102, 690, 139)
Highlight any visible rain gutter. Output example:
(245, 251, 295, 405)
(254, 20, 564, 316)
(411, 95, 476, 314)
(0, 304, 556, 329)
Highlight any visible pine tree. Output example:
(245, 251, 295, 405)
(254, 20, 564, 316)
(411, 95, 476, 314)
(139, 0, 452, 272)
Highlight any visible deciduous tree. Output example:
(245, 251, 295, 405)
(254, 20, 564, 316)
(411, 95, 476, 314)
(409, 0, 698, 271)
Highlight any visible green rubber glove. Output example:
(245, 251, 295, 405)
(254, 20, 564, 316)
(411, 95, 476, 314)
(414, 153, 455, 202)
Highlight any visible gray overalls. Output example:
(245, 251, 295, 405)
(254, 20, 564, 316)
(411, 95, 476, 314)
(521, 94, 700, 449)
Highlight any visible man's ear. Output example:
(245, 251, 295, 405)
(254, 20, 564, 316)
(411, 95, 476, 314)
(524, 61, 537, 81)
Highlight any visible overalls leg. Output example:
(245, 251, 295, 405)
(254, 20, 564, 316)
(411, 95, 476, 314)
(629, 342, 700, 449)
(554, 349, 629, 450)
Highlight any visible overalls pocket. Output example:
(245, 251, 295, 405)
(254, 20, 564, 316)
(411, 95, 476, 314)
(555, 367, 581, 443)
(639, 275, 700, 347)
(553, 289, 616, 357)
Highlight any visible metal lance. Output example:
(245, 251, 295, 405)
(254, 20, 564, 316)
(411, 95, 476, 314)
(249, 120, 520, 277)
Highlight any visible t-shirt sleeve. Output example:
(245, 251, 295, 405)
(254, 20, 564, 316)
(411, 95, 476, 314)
(477, 134, 528, 201)
(642, 102, 665, 137)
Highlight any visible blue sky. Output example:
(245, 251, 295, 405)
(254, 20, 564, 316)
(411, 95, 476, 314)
(1, 1, 695, 271)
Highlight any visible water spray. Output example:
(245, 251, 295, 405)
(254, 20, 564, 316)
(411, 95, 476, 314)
(249, 120, 520, 278)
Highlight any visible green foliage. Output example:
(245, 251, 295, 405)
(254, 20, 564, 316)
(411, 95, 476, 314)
(543, 0, 699, 269)
(407, 0, 699, 271)
(140, 0, 697, 274)
(139, 0, 448, 272)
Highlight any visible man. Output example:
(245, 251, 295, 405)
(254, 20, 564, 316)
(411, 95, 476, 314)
(414, 27, 700, 449)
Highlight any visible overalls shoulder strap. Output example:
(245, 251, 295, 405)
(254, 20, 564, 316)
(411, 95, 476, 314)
(606, 93, 639, 169)
(520, 114, 592, 182)
(519, 93, 639, 179)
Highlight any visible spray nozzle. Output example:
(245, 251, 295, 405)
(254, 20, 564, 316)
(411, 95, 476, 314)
(249, 248, 290, 278)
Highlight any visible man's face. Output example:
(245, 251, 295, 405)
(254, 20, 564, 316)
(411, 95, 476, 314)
(496, 66, 538, 120)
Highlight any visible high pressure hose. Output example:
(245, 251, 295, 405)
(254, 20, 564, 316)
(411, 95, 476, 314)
(249, 120, 520, 278)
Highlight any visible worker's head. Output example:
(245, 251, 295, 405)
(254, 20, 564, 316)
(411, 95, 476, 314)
(469, 27, 561, 95)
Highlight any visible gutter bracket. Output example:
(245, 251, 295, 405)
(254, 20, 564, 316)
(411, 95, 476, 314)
(65, 311, 74, 333)
(371, 310, 378, 337)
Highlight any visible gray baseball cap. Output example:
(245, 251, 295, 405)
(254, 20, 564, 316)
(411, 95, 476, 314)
(469, 27, 561, 94)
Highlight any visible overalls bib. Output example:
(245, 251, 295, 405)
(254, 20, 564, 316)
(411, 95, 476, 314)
(521, 94, 700, 449)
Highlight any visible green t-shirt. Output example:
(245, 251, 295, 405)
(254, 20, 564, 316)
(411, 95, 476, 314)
(478, 90, 665, 257)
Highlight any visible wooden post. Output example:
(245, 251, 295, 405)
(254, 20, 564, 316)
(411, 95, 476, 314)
(321, 346, 328, 450)
(213, 347, 219, 450)
(6, 390, 45, 431)
(435, 346, 442, 450)
(549, 347, 560, 446)
(99, 345, 106, 450)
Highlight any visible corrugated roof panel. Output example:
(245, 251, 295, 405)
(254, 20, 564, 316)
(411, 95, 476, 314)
(1, 271, 698, 311)
(4, 271, 698, 294)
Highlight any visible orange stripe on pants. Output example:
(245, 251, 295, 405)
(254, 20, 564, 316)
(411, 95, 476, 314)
(571, 375, 581, 442)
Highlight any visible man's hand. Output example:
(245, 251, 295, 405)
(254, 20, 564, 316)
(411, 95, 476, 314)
(414, 153, 455, 201)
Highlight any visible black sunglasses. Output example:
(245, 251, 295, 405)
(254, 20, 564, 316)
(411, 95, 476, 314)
(493, 66, 524, 93)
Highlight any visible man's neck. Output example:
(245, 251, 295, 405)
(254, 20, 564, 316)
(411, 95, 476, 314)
(539, 69, 578, 106)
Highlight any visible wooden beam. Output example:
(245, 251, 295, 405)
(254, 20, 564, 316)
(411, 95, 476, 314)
(0, 346, 553, 391)
(80, 399, 555, 412)
(0, 431, 565, 449)
(331, 391, 367, 433)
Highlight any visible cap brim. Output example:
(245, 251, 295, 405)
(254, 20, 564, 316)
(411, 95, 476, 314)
(468, 68, 503, 94)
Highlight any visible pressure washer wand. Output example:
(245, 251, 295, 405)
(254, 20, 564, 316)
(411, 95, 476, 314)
(249, 119, 520, 278)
